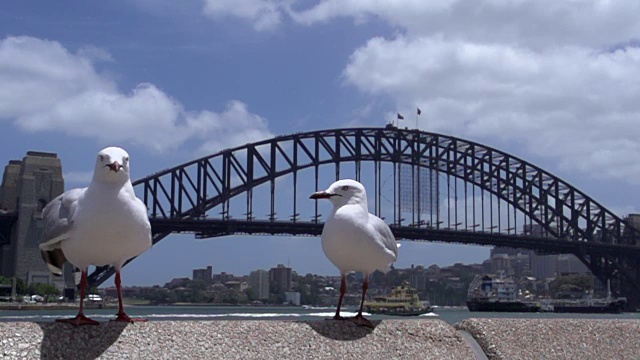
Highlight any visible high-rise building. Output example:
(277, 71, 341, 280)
(269, 264, 291, 293)
(0, 152, 71, 290)
(192, 265, 213, 283)
(491, 253, 511, 274)
(511, 253, 531, 277)
(530, 253, 557, 280)
(249, 270, 270, 300)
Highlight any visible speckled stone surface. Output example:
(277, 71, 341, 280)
(456, 318, 640, 360)
(0, 319, 474, 359)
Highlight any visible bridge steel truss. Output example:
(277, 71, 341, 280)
(87, 127, 640, 308)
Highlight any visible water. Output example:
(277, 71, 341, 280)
(1, 306, 638, 324)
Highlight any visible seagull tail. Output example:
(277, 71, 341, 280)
(40, 249, 65, 277)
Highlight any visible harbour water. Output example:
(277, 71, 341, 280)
(0, 306, 638, 324)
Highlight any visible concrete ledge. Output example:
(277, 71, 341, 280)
(2, 318, 639, 359)
(0, 319, 473, 359)
(456, 318, 640, 360)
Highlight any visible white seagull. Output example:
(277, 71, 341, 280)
(40, 147, 152, 326)
(310, 179, 399, 327)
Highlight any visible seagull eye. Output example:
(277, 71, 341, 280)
(124, 157, 129, 162)
(99, 155, 104, 161)
(341, 186, 349, 191)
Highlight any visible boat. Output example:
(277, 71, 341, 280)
(551, 298, 627, 313)
(466, 274, 541, 313)
(550, 289, 627, 314)
(548, 281, 627, 313)
(363, 282, 433, 316)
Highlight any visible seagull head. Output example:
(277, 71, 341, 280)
(93, 147, 131, 183)
(309, 179, 368, 209)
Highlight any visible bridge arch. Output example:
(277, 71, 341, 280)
(88, 127, 640, 307)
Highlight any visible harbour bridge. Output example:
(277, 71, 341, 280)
(3, 126, 639, 308)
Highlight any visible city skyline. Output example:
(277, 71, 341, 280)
(2, 2, 640, 286)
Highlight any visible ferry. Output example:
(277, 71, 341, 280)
(363, 282, 433, 316)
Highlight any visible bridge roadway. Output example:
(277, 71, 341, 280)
(150, 217, 640, 257)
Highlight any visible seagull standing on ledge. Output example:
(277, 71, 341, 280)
(40, 147, 152, 326)
(310, 179, 399, 327)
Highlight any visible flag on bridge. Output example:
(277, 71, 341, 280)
(417, 107, 422, 116)
(397, 113, 404, 120)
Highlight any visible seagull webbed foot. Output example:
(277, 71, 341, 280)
(325, 313, 348, 321)
(112, 312, 147, 323)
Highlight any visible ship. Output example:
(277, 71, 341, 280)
(466, 275, 541, 313)
(363, 282, 433, 316)
(551, 297, 627, 314)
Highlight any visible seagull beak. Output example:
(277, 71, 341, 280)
(310, 191, 332, 199)
(107, 161, 122, 172)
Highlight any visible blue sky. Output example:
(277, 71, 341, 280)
(2, 1, 640, 285)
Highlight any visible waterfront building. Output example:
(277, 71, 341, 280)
(284, 291, 301, 306)
(192, 265, 213, 283)
(269, 264, 291, 293)
(491, 253, 511, 274)
(213, 272, 234, 284)
(249, 270, 270, 300)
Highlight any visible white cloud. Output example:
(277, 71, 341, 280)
(202, 0, 283, 31)
(210, 0, 640, 50)
(342, 35, 640, 182)
(291, 0, 640, 49)
(187, 100, 274, 154)
(0, 36, 273, 153)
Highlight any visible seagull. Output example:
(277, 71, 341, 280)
(39, 147, 152, 326)
(310, 179, 399, 327)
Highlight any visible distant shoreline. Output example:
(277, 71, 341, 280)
(0, 303, 116, 311)
(132, 303, 303, 308)
(0, 302, 304, 310)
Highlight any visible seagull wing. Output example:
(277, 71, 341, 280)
(39, 187, 84, 275)
(369, 214, 399, 259)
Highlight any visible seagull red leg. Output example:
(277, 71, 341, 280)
(113, 271, 146, 322)
(332, 274, 347, 320)
(56, 270, 99, 326)
(350, 277, 374, 328)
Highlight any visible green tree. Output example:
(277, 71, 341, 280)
(15, 278, 27, 295)
(244, 288, 257, 302)
(549, 274, 593, 298)
(27, 283, 59, 296)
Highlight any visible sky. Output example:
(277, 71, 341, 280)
(2, 1, 640, 286)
